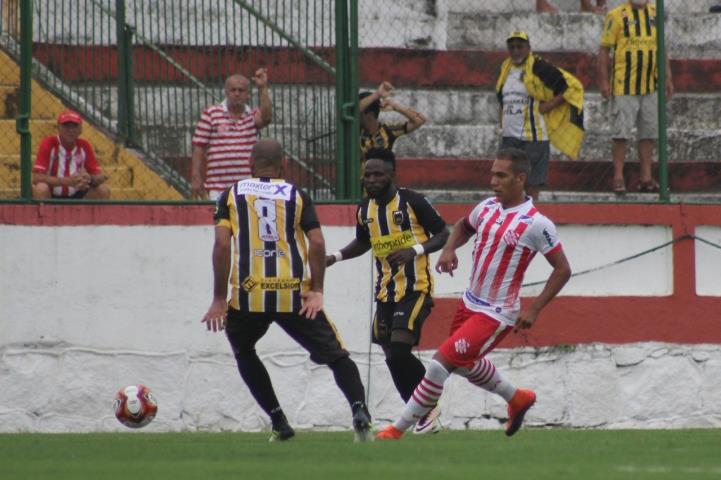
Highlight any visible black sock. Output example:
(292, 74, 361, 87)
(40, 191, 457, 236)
(328, 356, 366, 408)
(233, 349, 281, 417)
(386, 342, 426, 402)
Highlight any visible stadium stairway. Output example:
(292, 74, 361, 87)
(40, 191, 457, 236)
(0, 49, 182, 200)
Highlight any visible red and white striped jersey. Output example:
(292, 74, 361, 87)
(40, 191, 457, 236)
(32, 136, 101, 197)
(192, 101, 260, 194)
(462, 196, 561, 325)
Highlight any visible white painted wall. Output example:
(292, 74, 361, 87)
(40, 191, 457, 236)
(695, 226, 721, 296)
(0, 223, 716, 432)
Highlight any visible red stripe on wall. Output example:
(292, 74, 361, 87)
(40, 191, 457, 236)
(30, 44, 721, 93)
(2, 203, 719, 346)
(420, 295, 721, 349)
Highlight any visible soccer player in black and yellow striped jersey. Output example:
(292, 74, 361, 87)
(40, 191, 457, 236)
(598, 0, 674, 194)
(327, 148, 449, 434)
(201, 138, 372, 442)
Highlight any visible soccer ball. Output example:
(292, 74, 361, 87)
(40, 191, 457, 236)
(114, 384, 158, 429)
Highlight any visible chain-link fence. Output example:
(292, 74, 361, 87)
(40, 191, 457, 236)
(2, 1, 720, 202)
(1, 0, 341, 201)
(357, 0, 721, 200)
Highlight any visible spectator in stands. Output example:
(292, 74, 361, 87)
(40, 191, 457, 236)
(496, 31, 585, 200)
(598, 0, 674, 194)
(359, 81, 427, 161)
(191, 69, 272, 200)
(537, 0, 607, 13)
(32, 110, 110, 200)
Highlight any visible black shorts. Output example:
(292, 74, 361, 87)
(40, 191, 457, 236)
(372, 292, 433, 347)
(225, 307, 349, 365)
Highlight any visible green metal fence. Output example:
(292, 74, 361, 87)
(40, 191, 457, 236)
(2, 0, 359, 201)
(356, 0, 721, 202)
(2, 0, 720, 203)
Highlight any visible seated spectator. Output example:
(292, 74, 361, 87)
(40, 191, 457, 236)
(359, 81, 427, 161)
(32, 110, 110, 199)
(537, 0, 607, 13)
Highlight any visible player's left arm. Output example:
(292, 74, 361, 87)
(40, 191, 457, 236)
(298, 191, 324, 319)
(301, 227, 325, 320)
(516, 245, 571, 331)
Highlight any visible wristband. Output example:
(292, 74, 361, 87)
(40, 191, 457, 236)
(333, 251, 343, 263)
(412, 244, 425, 256)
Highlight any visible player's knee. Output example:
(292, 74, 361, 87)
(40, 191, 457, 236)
(386, 341, 413, 364)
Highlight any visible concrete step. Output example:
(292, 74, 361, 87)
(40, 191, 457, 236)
(0, 160, 133, 189)
(394, 124, 721, 162)
(422, 188, 721, 204)
(0, 50, 20, 85)
(0, 83, 63, 119)
(395, 158, 721, 192)
(452, 0, 718, 14)
(447, 12, 721, 59)
(359, 1, 721, 53)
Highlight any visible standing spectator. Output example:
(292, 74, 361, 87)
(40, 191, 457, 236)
(537, 0, 607, 13)
(496, 31, 585, 200)
(191, 69, 272, 200)
(326, 148, 449, 434)
(201, 138, 372, 442)
(375, 148, 572, 440)
(32, 110, 110, 200)
(598, 0, 674, 194)
(359, 81, 426, 161)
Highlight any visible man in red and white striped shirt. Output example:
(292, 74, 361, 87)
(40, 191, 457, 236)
(191, 69, 273, 200)
(32, 110, 110, 199)
(377, 148, 571, 440)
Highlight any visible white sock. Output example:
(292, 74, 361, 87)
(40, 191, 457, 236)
(456, 357, 516, 402)
(393, 359, 449, 432)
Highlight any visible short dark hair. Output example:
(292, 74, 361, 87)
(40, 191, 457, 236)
(497, 148, 530, 176)
(365, 148, 396, 171)
(359, 91, 380, 118)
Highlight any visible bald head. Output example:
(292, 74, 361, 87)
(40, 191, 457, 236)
(251, 138, 284, 176)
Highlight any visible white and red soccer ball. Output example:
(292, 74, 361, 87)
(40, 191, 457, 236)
(114, 384, 158, 428)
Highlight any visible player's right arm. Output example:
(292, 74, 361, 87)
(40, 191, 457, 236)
(202, 191, 232, 332)
(326, 202, 372, 267)
(435, 217, 475, 276)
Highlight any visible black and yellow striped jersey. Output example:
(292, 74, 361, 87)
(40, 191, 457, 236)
(601, 2, 658, 96)
(360, 122, 408, 161)
(356, 188, 447, 303)
(215, 177, 320, 313)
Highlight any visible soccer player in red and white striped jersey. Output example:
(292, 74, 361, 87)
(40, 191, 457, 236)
(377, 148, 571, 440)
(32, 110, 110, 199)
(191, 69, 272, 200)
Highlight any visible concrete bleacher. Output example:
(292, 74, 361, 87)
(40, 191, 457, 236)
(0, 49, 183, 200)
(12, 1, 719, 197)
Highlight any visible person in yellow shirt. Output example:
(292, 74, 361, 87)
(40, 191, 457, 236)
(496, 31, 585, 200)
(598, 0, 674, 194)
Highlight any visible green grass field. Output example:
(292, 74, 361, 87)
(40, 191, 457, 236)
(2, 429, 720, 480)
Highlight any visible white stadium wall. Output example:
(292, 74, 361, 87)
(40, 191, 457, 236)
(0, 203, 720, 432)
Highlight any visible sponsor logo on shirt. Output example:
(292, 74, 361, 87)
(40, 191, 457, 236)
(236, 180, 291, 200)
(370, 230, 416, 258)
(542, 228, 554, 247)
(242, 276, 301, 292)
